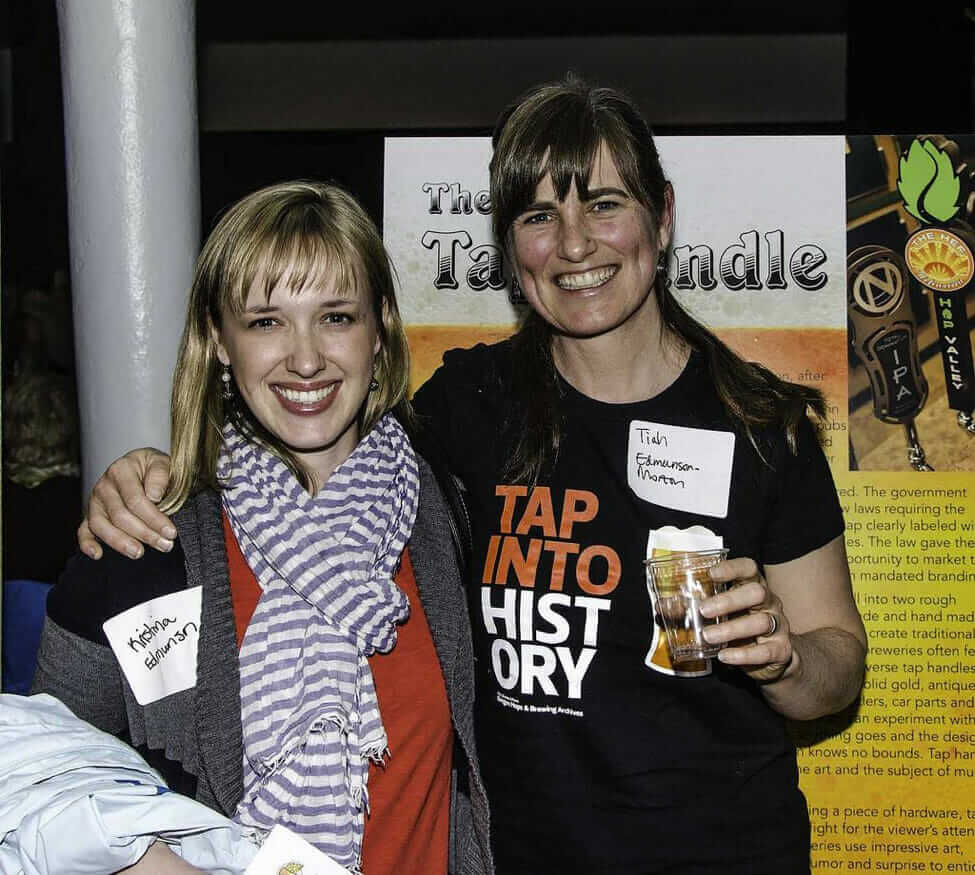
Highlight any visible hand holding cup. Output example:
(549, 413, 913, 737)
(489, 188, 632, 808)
(699, 556, 794, 684)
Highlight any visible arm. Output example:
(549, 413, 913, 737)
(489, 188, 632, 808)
(78, 448, 175, 559)
(702, 535, 867, 721)
(117, 842, 205, 874)
(32, 612, 128, 733)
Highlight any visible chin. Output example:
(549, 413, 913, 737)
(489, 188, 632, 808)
(553, 313, 630, 339)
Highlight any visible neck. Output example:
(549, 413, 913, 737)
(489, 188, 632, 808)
(297, 431, 360, 495)
(552, 316, 689, 403)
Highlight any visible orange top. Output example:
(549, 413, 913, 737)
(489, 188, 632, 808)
(223, 513, 452, 875)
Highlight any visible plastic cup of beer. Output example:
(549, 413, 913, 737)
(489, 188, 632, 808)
(645, 548, 730, 663)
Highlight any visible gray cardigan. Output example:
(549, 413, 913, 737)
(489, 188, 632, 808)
(33, 457, 492, 875)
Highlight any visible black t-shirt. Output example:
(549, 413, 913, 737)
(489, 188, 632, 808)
(414, 341, 845, 874)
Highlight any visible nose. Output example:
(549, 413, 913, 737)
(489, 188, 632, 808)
(557, 209, 596, 262)
(286, 328, 326, 377)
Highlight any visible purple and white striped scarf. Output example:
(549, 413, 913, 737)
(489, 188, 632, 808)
(216, 414, 419, 871)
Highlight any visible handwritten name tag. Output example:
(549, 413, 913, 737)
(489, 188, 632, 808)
(245, 825, 352, 875)
(102, 587, 202, 706)
(627, 421, 735, 518)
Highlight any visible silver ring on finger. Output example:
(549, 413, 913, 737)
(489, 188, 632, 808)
(762, 611, 778, 637)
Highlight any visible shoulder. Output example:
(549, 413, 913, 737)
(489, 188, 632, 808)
(411, 341, 514, 475)
(413, 453, 453, 533)
(441, 338, 513, 374)
(415, 339, 513, 404)
(46, 542, 189, 645)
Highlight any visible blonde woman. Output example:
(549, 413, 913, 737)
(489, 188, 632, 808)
(34, 181, 491, 875)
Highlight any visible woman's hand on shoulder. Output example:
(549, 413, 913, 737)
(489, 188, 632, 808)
(79, 448, 176, 560)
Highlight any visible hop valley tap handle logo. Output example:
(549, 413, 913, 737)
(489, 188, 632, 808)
(897, 138, 964, 225)
(898, 138, 974, 293)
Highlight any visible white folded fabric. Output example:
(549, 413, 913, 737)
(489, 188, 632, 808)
(0, 693, 258, 875)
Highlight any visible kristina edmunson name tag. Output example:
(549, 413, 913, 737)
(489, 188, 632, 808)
(102, 587, 202, 706)
(627, 421, 735, 518)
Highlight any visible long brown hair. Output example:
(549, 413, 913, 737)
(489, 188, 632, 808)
(162, 180, 412, 512)
(491, 76, 825, 484)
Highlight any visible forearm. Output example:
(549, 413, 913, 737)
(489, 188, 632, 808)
(760, 626, 867, 721)
(32, 617, 128, 733)
(117, 842, 205, 874)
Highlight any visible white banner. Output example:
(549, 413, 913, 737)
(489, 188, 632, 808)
(383, 135, 846, 330)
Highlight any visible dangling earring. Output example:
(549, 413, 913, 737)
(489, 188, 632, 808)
(509, 273, 524, 303)
(369, 363, 380, 392)
(657, 250, 672, 291)
(221, 364, 233, 401)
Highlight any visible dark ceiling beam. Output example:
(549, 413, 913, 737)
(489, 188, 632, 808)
(200, 35, 845, 132)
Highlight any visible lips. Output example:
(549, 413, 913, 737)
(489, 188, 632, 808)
(555, 265, 618, 290)
(271, 381, 339, 415)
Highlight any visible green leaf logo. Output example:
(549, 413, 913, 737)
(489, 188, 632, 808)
(897, 138, 963, 224)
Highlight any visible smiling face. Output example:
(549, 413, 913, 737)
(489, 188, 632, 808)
(510, 141, 672, 342)
(212, 272, 380, 488)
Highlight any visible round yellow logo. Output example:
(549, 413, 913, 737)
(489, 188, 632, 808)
(905, 228, 974, 292)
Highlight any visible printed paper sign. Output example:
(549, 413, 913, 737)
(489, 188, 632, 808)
(102, 587, 202, 706)
(627, 421, 735, 518)
(245, 825, 352, 875)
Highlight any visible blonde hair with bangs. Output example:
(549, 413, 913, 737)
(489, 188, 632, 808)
(162, 180, 411, 512)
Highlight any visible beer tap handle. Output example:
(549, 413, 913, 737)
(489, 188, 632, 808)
(957, 410, 975, 435)
(904, 420, 934, 471)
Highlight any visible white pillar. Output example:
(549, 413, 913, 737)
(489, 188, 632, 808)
(57, 0, 199, 494)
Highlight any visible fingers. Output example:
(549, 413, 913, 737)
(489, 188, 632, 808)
(707, 556, 759, 585)
(700, 555, 793, 682)
(704, 606, 788, 646)
(145, 455, 172, 504)
(87, 484, 172, 559)
(82, 450, 177, 559)
(706, 609, 792, 684)
(700, 578, 767, 619)
(77, 519, 103, 561)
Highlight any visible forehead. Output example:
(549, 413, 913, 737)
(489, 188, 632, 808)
(241, 269, 365, 309)
(534, 141, 629, 200)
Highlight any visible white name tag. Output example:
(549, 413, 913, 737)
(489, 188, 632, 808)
(245, 825, 353, 875)
(627, 421, 735, 518)
(102, 588, 202, 706)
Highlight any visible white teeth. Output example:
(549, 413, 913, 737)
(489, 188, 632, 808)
(277, 384, 338, 404)
(556, 266, 617, 290)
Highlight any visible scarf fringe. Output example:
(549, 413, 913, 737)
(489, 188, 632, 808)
(256, 712, 347, 777)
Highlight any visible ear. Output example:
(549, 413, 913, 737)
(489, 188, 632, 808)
(656, 183, 675, 252)
(373, 297, 386, 358)
(208, 317, 231, 367)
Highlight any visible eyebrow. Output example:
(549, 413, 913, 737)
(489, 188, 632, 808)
(243, 296, 357, 314)
(521, 200, 558, 213)
(582, 186, 631, 200)
(521, 187, 631, 213)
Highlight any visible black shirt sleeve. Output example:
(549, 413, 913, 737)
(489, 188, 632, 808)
(45, 543, 188, 646)
(412, 342, 510, 487)
(761, 415, 845, 565)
